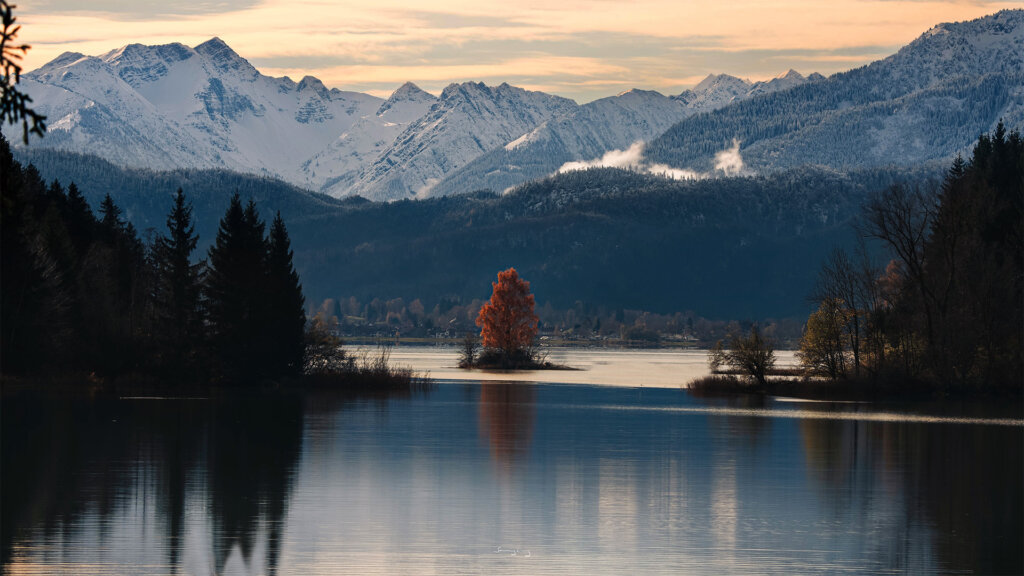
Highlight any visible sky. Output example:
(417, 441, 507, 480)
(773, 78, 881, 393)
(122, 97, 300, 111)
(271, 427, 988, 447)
(14, 0, 1024, 102)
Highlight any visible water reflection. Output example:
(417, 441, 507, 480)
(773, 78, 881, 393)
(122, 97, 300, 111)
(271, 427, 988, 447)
(2, 384, 1021, 575)
(799, 416, 1024, 574)
(478, 382, 536, 471)
(1, 392, 303, 576)
(207, 397, 303, 575)
(693, 391, 772, 448)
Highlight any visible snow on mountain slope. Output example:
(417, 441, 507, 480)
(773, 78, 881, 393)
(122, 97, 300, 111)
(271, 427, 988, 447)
(647, 9, 1024, 173)
(429, 88, 693, 196)
(18, 36, 820, 201)
(306, 82, 437, 194)
(20, 52, 210, 169)
(747, 69, 814, 97)
(344, 82, 578, 200)
(429, 73, 821, 195)
(19, 10, 1018, 202)
(21, 38, 383, 184)
(673, 74, 754, 111)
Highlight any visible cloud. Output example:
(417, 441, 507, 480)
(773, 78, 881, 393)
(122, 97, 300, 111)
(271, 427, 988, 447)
(714, 139, 744, 176)
(558, 141, 645, 172)
(16, 1, 1011, 103)
(25, 0, 261, 20)
(557, 139, 745, 181)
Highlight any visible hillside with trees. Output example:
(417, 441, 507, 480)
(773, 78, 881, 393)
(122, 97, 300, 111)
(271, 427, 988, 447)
(1, 132, 304, 384)
(646, 11, 1024, 174)
(15, 145, 941, 321)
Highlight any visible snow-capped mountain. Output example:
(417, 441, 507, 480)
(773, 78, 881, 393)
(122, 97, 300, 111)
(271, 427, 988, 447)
(17, 36, 818, 201)
(674, 74, 753, 110)
(647, 9, 1024, 173)
(22, 38, 385, 184)
(18, 10, 1020, 201)
(342, 82, 578, 200)
(669, 70, 821, 111)
(300, 82, 436, 193)
(429, 89, 691, 196)
(746, 70, 822, 98)
(429, 73, 819, 195)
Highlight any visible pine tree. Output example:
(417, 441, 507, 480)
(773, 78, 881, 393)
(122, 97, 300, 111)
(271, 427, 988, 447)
(86, 193, 149, 375)
(98, 193, 122, 234)
(0, 132, 64, 373)
(264, 212, 306, 378)
(64, 182, 94, 248)
(151, 188, 203, 379)
(205, 194, 270, 383)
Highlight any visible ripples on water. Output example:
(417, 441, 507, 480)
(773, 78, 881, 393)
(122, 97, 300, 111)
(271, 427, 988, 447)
(2, 349, 1022, 575)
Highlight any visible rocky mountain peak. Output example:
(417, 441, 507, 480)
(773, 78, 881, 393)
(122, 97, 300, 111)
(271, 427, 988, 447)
(297, 75, 331, 99)
(377, 82, 436, 116)
(194, 37, 256, 76)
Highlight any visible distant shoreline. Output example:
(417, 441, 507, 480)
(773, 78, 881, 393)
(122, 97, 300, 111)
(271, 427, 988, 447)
(340, 337, 724, 350)
(688, 374, 1024, 402)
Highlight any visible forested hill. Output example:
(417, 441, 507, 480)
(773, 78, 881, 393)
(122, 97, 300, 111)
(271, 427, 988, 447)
(15, 147, 354, 247)
(17, 147, 941, 319)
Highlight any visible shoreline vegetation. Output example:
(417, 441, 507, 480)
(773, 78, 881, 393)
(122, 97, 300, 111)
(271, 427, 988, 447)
(0, 132, 427, 395)
(692, 128, 1023, 400)
(687, 373, 1023, 402)
(458, 347, 577, 372)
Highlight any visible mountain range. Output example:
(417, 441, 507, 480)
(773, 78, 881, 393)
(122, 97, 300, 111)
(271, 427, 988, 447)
(19, 11, 1021, 201)
(21, 36, 816, 201)
(18, 10, 1023, 202)
(646, 9, 1024, 173)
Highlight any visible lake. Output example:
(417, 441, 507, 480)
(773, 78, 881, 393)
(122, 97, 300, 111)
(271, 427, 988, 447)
(2, 347, 1021, 575)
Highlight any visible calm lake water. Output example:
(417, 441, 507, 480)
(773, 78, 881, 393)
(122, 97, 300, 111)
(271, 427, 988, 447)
(3, 347, 1022, 575)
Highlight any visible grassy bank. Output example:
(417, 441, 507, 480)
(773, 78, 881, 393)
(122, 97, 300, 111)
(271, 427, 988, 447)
(2, 347, 431, 398)
(687, 374, 1023, 402)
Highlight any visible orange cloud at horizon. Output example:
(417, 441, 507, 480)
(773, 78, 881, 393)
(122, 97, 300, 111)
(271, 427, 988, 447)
(14, 0, 1022, 102)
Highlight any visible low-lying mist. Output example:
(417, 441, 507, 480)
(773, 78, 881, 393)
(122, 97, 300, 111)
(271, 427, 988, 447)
(556, 139, 745, 181)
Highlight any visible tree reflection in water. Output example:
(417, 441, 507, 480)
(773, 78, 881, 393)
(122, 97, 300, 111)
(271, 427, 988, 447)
(2, 384, 1020, 575)
(799, 417, 1023, 574)
(1, 391, 303, 576)
(477, 382, 537, 472)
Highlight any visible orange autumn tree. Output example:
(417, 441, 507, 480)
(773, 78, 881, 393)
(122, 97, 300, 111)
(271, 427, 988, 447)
(476, 268, 539, 361)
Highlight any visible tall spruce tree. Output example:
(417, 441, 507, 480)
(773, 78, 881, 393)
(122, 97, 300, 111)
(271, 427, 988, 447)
(0, 132, 65, 373)
(207, 195, 299, 383)
(64, 183, 94, 248)
(923, 123, 1023, 386)
(206, 195, 260, 382)
(88, 193, 149, 375)
(265, 212, 306, 378)
(151, 188, 203, 379)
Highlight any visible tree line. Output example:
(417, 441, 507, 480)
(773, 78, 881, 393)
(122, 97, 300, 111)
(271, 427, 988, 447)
(1, 132, 306, 384)
(798, 125, 1023, 390)
(19, 140, 935, 320)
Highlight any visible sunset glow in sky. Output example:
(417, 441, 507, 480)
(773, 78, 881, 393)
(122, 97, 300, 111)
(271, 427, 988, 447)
(16, 0, 1023, 102)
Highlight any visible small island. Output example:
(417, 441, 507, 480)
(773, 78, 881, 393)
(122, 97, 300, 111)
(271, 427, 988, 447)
(456, 267, 571, 371)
